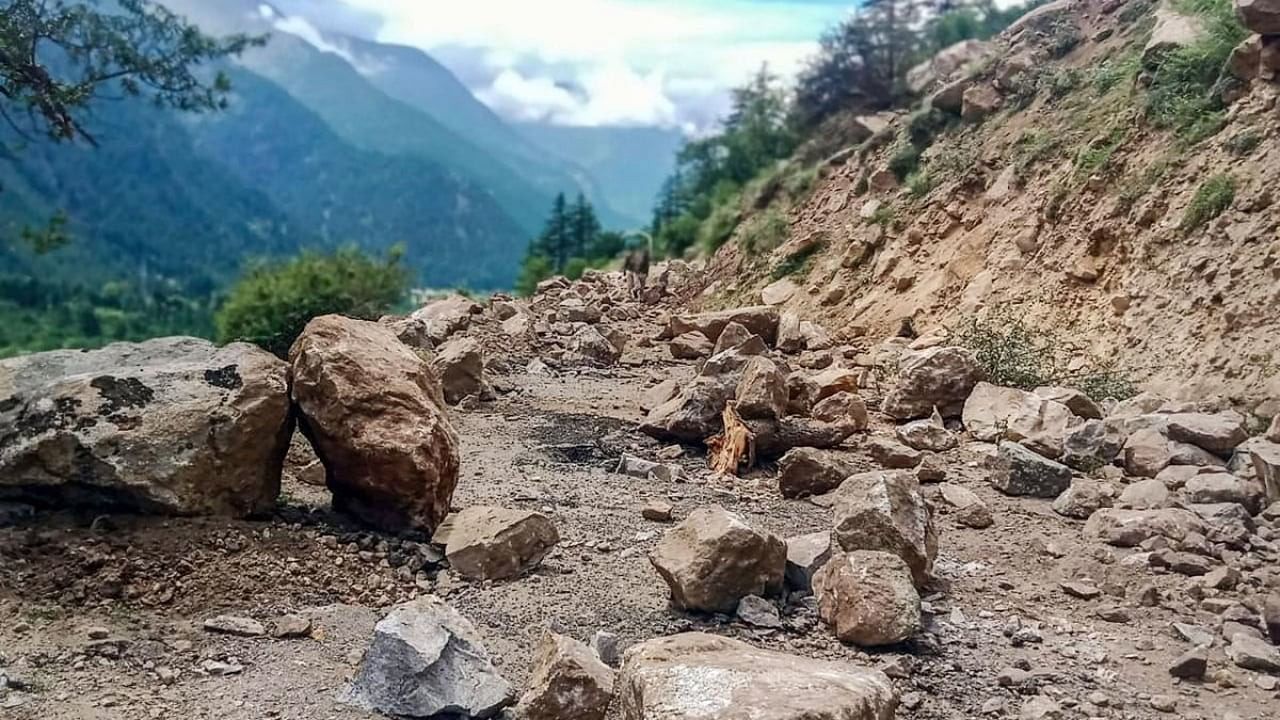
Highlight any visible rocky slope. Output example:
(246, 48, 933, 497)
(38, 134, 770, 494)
(696, 0, 1280, 409)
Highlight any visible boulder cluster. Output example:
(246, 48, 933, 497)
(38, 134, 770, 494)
(1230, 0, 1280, 82)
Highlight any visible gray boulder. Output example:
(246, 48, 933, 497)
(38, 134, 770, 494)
(882, 347, 983, 420)
(991, 442, 1073, 498)
(347, 597, 514, 718)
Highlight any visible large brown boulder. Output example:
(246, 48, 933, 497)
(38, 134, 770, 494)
(617, 633, 897, 720)
(736, 357, 788, 420)
(515, 632, 615, 720)
(1084, 508, 1207, 547)
(963, 382, 1080, 457)
(430, 336, 486, 405)
(881, 347, 983, 420)
(0, 338, 291, 517)
(1253, 441, 1280, 505)
(813, 551, 922, 647)
(1237, 0, 1280, 34)
(1165, 412, 1248, 455)
(832, 471, 937, 587)
(777, 447, 859, 499)
(648, 507, 786, 613)
(664, 306, 780, 345)
(410, 294, 483, 345)
(640, 376, 736, 443)
(290, 316, 460, 533)
(444, 506, 560, 581)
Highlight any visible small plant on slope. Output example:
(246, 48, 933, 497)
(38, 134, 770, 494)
(1180, 174, 1235, 233)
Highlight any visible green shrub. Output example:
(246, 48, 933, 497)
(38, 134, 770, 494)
(1117, 156, 1176, 211)
(782, 164, 820, 199)
(1144, 0, 1247, 142)
(906, 170, 935, 199)
(869, 203, 896, 228)
(699, 200, 743, 253)
(1012, 130, 1061, 181)
(1092, 51, 1141, 95)
(1074, 126, 1128, 179)
(888, 142, 923, 181)
(739, 209, 790, 255)
(216, 246, 410, 357)
(770, 243, 822, 281)
(1180, 174, 1235, 233)
(951, 311, 1138, 401)
(1224, 129, 1262, 156)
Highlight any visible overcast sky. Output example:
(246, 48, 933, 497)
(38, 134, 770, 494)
(270, 0, 856, 132)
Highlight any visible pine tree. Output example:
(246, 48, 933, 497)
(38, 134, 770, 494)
(569, 193, 600, 260)
(531, 193, 571, 272)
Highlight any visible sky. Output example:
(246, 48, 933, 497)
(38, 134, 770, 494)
(270, 0, 858, 132)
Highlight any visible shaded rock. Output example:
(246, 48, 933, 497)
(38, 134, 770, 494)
(557, 297, 601, 324)
(939, 483, 992, 529)
(642, 500, 675, 522)
(1250, 441, 1280, 505)
(347, 597, 513, 718)
(1169, 647, 1208, 680)
(203, 615, 265, 638)
(1181, 472, 1264, 514)
(992, 442, 1073, 498)
(814, 551, 922, 647)
(0, 338, 291, 517)
(711, 322, 755, 357)
(961, 83, 1003, 121)
(882, 347, 983, 420)
(616, 633, 897, 720)
(1265, 592, 1280, 644)
(1238, 0, 1280, 34)
(700, 338, 768, 376)
(665, 306, 780, 346)
(832, 471, 937, 587)
(444, 506, 559, 581)
(640, 379, 681, 413)
(777, 448, 858, 499)
(1084, 508, 1207, 547)
(640, 375, 736, 443)
(1034, 386, 1104, 420)
(785, 531, 833, 592)
(811, 392, 870, 432)
(867, 438, 922, 469)
(736, 595, 783, 628)
(1225, 633, 1280, 673)
(515, 632, 615, 720)
(1052, 479, 1112, 520)
(1166, 412, 1248, 455)
(648, 507, 786, 613)
(1123, 428, 1172, 478)
(291, 316, 459, 533)
(668, 332, 714, 360)
(431, 337, 485, 406)
(1168, 440, 1224, 468)
(735, 357, 788, 421)
(1119, 479, 1171, 510)
(272, 615, 313, 639)
(786, 371, 821, 416)
(410, 295, 482, 345)
(895, 410, 958, 452)
(1190, 502, 1254, 548)
(568, 325, 623, 366)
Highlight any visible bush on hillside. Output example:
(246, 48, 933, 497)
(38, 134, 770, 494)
(1144, 0, 1247, 142)
(215, 246, 410, 357)
(951, 311, 1139, 401)
(1180, 173, 1235, 233)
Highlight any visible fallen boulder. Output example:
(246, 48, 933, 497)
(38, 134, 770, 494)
(347, 597, 513, 718)
(290, 316, 459, 533)
(616, 633, 897, 720)
(991, 442, 1073, 498)
(665, 306, 780, 346)
(430, 336, 486, 405)
(669, 332, 713, 360)
(649, 507, 785, 613)
(1237, 0, 1280, 35)
(515, 632, 615, 720)
(736, 357, 788, 420)
(1084, 508, 1208, 547)
(813, 551, 922, 647)
(640, 375, 736, 443)
(832, 471, 937, 587)
(1253, 441, 1280, 505)
(811, 392, 870, 432)
(410, 294, 482, 345)
(785, 531, 833, 592)
(1165, 412, 1248, 455)
(444, 506, 560, 581)
(777, 447, 859, 499)
(0, 338, 291, 517)
(882, 347, 983, 420)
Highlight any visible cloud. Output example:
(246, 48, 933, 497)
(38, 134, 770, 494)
(258, 4, 388, 76)
(325, 0, 847, 130)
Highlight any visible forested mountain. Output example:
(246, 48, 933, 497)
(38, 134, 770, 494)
(516, 123, 685, 227)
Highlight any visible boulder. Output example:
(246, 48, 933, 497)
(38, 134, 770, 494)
(1253, 441, 1280, 505)
(347, 597, 513, 718)
(761, 278, 798, 306)
(444, 506, 560, 581)
(961, 83, 1002, 122)
(785, 531, 833, 592)
(810, 368, 860, 402)
(895, 410, 958, 452)
(669, 332, 713, 360)
(867, 438, 922, 469)
(1268, 414, 1280, 443)
(640, 376, 736, 443)
(832, 471, 937, 587)
(380, 314, 433, 350)
(711, 321, 755, 356)
(907, 39, 992, 93)
(410, 295, 482, 345)
(813, 551, 922, 647)
(1238, 0, 1280, 34)
(616, 633, 897, 720)
(1084, 508, 1207, 547)
(811, 392, 871, 431)
(1225, 633, 1280, 673)
(938, 483, 993, 529)
(929, 77, 972, 113)
(430, 337, 486, 405)
(786, 371, 821, 416)
(1181, 472, 1265, 514)
(882, 347, 983, 420)
(640, 379, 681, 413)
(648, 507, 786, 613)
(777, 447, 859, 499)
(1119, 479, 1171, 510)
(991, 442, 1073, 498)
(665, 306, 780, 346)
(962, 383, 1078, 458)
(568, 325, 622, 366)
(1034, 386, 1104, 420)
(748, 417, 858, 458)
(1052, 479, 1112, 520)
(0, 337, 291, 517)
(777, 312, 805, 354)
(290, 316, 459, 533)
(1144, 4, 1207, 65)
(1166, 412, 1248, 455)
(700, 338, 768, 376)
(735, 357, 788, 421)
(1062, 420, 1125, 471)
(557, 297, 601, 324)
(515, 632, 615, 720)
(1123, 428, 1172, 478)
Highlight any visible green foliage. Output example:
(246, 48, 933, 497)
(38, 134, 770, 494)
(1092, 51, 1141, 95)
(1012, 130, 1061, 181)
(699, 200, 743, 254)
(952, 311, 1139, 401)
(1073, 126, 1128, 178)
(17, 210, 70, 254)
(0, 0, 263, 145)
(906, 170, 935, 198)
(781, 164, 820, 199)
(1224, 129, 1262, 156)
(889, 142, 924, 181)
(771, 242, 822, 281)
(1117, 155, 1176, 211)
(518, 193, 624, 287)
(739, 209, 789, 255)
(1180, 174, 1235, 233)
(515, 254, 554, 297)
(215, 247, 410, 358)
(868, 202, 896, 228)
(1143, 0, 1247, 143)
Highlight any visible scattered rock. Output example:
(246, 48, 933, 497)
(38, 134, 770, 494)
(616, 633, 897, 720)
(1052, 479, 1112, 520)
(291, 315, 459, 533)
(1225, 633, 1280, 673)
(814, 550, 922, 646)
(669, 332, 713, 360)
(202, 615, 266, 638)
(1123, 428, 1172, 478)
(777, 447, 859, 499)
(1084, 508, 1207, 547)
(785, 531, 833, 592)
(346, 597, 514, 718)
(665, 306, 780, 346)
(832, 471, 937, 587)
(811, 392, 870, 432)
(641, 500, 675, 522)
(271, 615, 312, 640)
(444, 506, 560, 581)
(735, 357, 788, 420)
(1166, 412, 1248, 455)
(992, 442, 1073, 498)
(882, 346, 984, 420)
(736, 595, 783, 628)
(648, 507, 786, 613)
(1169, 647, 1208, 679)
(895, 410, 958, 452)
(430, 337, 486, 405)
(515, 632, 615, 720)
(867, 437, 923, 469)
(1237, 0, 1280, 35)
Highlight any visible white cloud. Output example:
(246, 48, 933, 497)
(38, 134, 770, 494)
(260, 4, 388, 76)
(329, 0, 843, 130)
